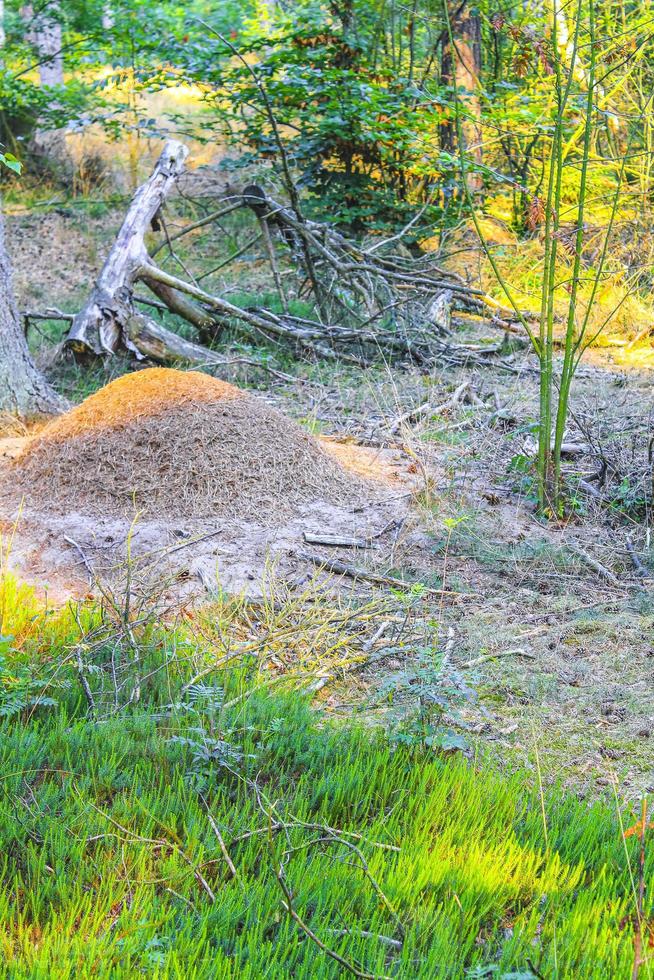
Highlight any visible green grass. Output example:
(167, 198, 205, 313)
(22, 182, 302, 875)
(0, 575, 650, 978)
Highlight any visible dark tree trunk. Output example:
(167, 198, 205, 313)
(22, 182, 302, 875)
(0, 208, 67, 420)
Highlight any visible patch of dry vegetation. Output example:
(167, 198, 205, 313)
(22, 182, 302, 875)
(8, 368, 368, 522)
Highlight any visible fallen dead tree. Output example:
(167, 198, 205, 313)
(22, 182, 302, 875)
(64, 139, 529, 368)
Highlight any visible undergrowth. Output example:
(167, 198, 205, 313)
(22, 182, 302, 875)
(0, 572, 650, 978)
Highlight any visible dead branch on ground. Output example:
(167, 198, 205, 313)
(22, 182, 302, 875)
(64, 140, 532, 369)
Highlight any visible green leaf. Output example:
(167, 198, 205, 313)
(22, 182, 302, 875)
(0, 152, 22, 175)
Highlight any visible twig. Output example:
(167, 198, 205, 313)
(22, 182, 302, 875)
(626, 539, 652, 580)
(568, 544, 621, 586)
(201, 795, 241, 884)
(64, 535, 95, 581)
(150, 200, 242, 256)
(302, 533, 372, 548)
(458, 647, 536, 669)
(274, 861, 382, 979)
(21, 308, 75, 322)
(196, 232, 262, 281)
(230, 821, 400, 852)
(388, 381, 470, 434)
(298, 551, 458, 597)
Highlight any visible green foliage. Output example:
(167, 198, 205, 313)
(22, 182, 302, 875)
(152, 0, 463, 236)
(0, 632, 58, 718)
(0, 150, 21, 174)
(0, 575, 649, 976)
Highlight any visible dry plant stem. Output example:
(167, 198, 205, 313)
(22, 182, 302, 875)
(632, 798, 648, 980)
(85, 797, 217, 903)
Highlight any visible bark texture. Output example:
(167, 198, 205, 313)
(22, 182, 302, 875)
(67, 140, 190, 356)
(441, 1, 483, 186)
(0, 209, 67, 419)
(22, 2, 63, 86)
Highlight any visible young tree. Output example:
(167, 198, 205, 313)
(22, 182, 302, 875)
(441, 0, 482, 186)
(0, 207, 66, 418)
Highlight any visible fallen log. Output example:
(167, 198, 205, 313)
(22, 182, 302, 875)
(124, 314, 231, 367)
(67, 140, 190, 356)
(64, 141, 533, 369)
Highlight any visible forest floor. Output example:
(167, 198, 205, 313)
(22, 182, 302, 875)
(4, 194, 654, 806)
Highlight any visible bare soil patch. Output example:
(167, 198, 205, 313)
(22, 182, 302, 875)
(0, 367, 416, 600)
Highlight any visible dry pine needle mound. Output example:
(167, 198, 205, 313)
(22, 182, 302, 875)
(11, 368, 366, 521)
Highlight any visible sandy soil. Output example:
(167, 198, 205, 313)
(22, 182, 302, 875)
(0, 434, 417, 602)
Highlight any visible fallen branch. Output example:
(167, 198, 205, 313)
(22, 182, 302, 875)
(388, 381, 470, 434)
(63, 141, 533, 369)
(299, 551, 452, 597)
(568, 544, 621, 587)
(302, 533, 372, 548)
(625, 539, 652, 580)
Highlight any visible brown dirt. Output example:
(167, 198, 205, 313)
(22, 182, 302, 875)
(6, 368, 370, 523)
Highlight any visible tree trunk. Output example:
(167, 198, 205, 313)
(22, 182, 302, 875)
(441, 1, 483, 189)
(0, 208, 67, 419)
(101, 3, 114, 31)
(22, 2, 64, 86)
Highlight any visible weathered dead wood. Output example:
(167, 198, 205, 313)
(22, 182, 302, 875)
(302, 533, 372, 548)
(66, 140, 189, 356)
(141, 275, 227, 342)
(124, 314, 232, 367)
(63, 142, 533, 370)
